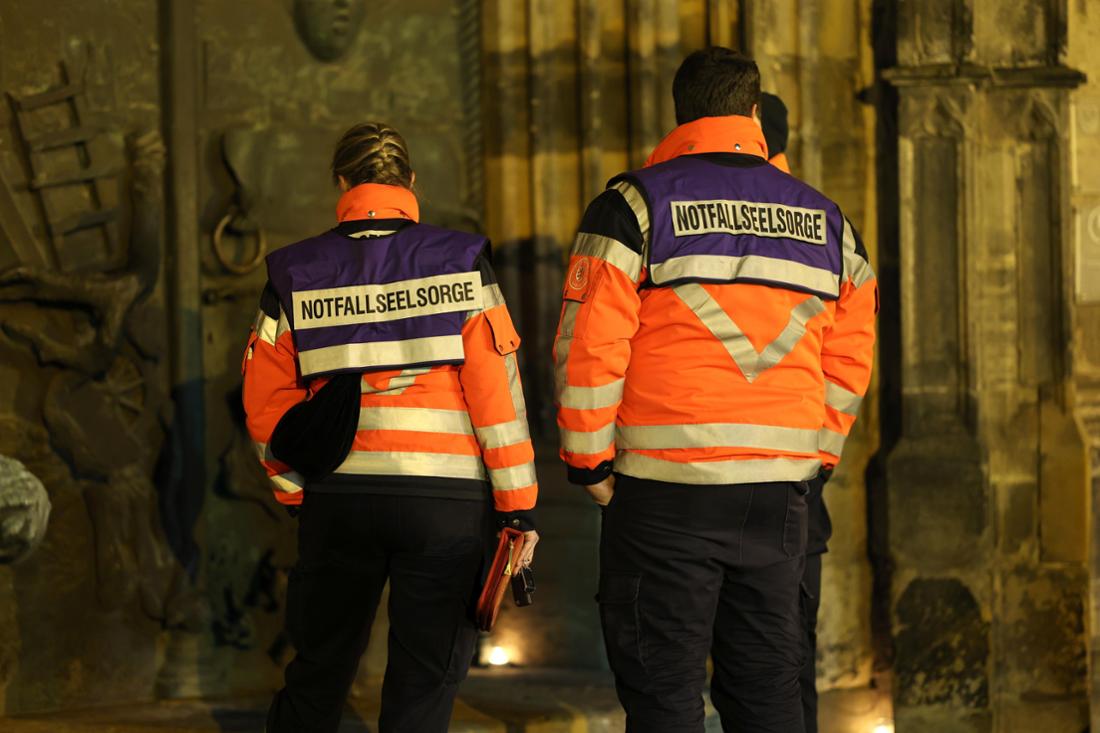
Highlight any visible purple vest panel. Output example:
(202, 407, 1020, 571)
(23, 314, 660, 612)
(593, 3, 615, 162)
(266, 224, 487, 379)
(617, 156, 844, 300)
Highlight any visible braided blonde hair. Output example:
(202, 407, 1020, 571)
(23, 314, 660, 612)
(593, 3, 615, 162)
(331, 122, 414, 189)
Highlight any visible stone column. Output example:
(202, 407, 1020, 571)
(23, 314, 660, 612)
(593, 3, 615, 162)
(1065, 3, 1100, 731)
(885, 1, 1088, 730)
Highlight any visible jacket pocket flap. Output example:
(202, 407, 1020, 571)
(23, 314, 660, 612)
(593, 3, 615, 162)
(485, 304, 521, 355)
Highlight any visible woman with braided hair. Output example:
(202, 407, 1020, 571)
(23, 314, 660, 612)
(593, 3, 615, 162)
(243, 122, 539, 732)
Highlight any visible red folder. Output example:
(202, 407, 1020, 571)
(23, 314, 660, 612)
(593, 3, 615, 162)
(476, 528, 525, 632)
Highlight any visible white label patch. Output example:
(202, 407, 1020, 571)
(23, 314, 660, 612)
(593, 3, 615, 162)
(293, 272, 483, 330)
(670, 199, 828, 246)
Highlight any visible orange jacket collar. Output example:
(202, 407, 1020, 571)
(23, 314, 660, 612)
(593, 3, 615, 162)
(644, 115, 768, 168)
(769, 152, 791, 174)
(336, 183, 420, 223)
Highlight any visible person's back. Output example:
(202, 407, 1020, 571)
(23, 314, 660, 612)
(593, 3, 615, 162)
(244, 122, 539, 733)
(554, 48, 876, 733)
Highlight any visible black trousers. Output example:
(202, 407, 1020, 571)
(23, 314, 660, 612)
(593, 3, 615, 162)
(598, 475, 808, 733)
(801, 474, 831, 733)
(266, 492, 487, 733)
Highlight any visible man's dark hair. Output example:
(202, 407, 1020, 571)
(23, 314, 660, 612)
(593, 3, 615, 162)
(672, 47, 761, 125)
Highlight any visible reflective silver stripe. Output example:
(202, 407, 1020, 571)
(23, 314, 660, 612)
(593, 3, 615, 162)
(652, 254, 840, 297)
(476, 353, 533, 451)
(270, 472, 305, 494)
(254, 444, 305, 493)
(477, 419, 530, 449)
(617, 423, 820, 453)
(572, 232, 643, 282)
(561, 422, 617, 454)
(825, 381, 863, 417)
(490, 462, 538, 491)
(467, 284, 507, 321)
(612, 180, 650, 248)
(483, 283, 506, 308)
(819, 428, 847, 457)
(615, 452, 821, 484)
(503, 353, 528, 421)
(673, 284, 825, 383)
(358, 407, 474, 435)
(336, 451, 487, 480)
(360, 367, 432, 394)
(275, 309, 291, 339)
(388, 367, 430, 395)
(299, 335, 464, 377)
(553, 301, 580, 400)
(254, 311, 278, 346)
(842, 218, 875, 288)
(349, 229, 400, 238)
(255, 442, 276, 463)
(559, 379, 625, 410)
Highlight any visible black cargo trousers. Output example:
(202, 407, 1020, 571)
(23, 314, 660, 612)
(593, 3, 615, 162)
(266, 491, 488, 733)
(598, 475, 808, 733)
(800, 473, 832, 733)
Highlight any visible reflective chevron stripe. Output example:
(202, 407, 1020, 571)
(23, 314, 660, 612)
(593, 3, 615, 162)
(673, 283, 825, 383)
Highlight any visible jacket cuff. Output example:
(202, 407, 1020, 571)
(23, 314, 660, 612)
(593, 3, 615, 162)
(566, 461, 614, 487)
(496, 510, 536, 532)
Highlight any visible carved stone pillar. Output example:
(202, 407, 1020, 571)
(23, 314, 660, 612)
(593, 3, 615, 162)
(886, 1, 1088, 730)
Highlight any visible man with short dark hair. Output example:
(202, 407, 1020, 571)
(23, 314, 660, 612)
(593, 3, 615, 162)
(554, 47, 877, 732)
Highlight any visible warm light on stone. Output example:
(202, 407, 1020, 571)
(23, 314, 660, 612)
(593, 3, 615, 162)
(487, 646, 511, 666)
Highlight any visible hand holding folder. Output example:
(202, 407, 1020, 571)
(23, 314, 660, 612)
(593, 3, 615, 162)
(476, 528, 534, 632)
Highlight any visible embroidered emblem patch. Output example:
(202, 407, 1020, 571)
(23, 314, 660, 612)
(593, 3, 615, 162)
(568, 258, 590, 291)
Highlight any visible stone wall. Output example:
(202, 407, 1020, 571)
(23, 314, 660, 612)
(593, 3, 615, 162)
(885, 0, 1093, 730)
(0, 0, 480, 714)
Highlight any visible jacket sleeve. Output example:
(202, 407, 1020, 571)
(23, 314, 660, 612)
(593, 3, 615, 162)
(554, 182, 646, 485)
(819, 216, 878, 467)
(459, 254, 538, 524)
(241, 282, 309, 505)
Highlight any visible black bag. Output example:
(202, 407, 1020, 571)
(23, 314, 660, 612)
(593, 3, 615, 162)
(269, 372, 362, 482)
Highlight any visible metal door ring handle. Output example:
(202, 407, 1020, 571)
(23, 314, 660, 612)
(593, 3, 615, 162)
(213, 211, 267, 275)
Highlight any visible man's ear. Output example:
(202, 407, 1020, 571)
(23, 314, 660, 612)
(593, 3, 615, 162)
(410, 171, 417, 186)
(752, 103, 761, 127)
(338, 175, 351, 192)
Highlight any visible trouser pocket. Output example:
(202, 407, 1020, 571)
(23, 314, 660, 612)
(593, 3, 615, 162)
(597, 572, 647, 682)
(782, 483, 809, 558)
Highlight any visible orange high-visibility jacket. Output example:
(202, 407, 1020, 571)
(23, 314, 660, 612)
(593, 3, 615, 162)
(242, 185, 537, 517)
(554, 117, 877, 486)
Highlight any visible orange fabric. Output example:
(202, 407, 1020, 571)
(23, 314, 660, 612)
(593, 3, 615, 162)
(242, 328, 309, 504)
(644, 115, 768, 168)
(819, 275, 878, 466)
(769, 152, 791, 174)
(621, 285, 828, 438)
(458, 306, 537, 512)
(336, 183, 420, 223)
